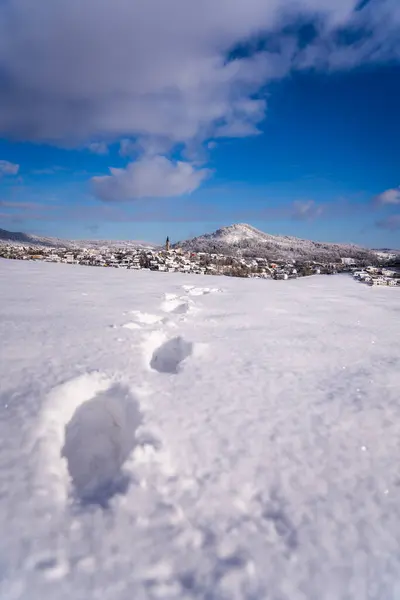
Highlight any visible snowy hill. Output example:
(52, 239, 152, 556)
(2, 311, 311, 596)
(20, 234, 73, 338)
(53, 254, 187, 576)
(0, 227, 65, 248)
(0, 228, 155, 250)
(175, 223, 376, 262)
(373, 248, 400, 259)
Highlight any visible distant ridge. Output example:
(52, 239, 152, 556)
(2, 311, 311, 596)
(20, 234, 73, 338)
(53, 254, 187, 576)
(0, 228, 155, 250)
(0, 224, 388, 263)
(175, 223, 377, 262)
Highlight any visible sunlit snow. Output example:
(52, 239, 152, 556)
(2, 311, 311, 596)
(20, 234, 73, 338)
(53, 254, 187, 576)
(0, 259, 399, 600)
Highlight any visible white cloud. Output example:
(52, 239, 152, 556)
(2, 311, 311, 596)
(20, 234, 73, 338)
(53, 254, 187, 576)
(1, 0, 397, 150)
(215, 120, 262, 139)
(92, 155, 210, 201)
(119, 137, 172, 158)
(297, 0, 400, 70)
(0, 160, 19, 176)
(374, 187, 400, 206)
(1, 0, 399, 209)
(119, 139, 137, 157)
(87, 142, 109, 155)
(291, 199, 324, 220)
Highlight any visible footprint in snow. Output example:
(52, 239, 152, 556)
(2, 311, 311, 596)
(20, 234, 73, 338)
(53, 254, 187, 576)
(36, 373, 160, 507)
(130, 310, 165, 325)
(143, 330, 193, 374)
(62, 383, 143, 505)
(122, 310, 166, 330)
(160, 296, 192, 315)
(164, 292, 179, 300)
(182, 285, 223, 296)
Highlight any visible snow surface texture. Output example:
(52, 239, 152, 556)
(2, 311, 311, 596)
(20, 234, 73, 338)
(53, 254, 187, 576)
(1, 259, 400, 600)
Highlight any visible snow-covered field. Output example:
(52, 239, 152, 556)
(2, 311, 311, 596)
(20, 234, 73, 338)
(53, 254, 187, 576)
(1, 259, 400, 600)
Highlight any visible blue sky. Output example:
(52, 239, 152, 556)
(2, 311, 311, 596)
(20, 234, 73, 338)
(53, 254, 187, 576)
(0, 0, 399, 248)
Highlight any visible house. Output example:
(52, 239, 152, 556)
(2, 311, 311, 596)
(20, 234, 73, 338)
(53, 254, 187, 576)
(45, 255, 61, 263)
(369, 277, 388, 286)
(382, 268, 397, 277)
(354, 271, 369, 281)
(65, 252, 75, 264)
(130, 257, 141, 269)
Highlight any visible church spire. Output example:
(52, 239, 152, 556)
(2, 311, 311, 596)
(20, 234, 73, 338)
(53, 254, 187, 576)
(165, 236, 170, 251)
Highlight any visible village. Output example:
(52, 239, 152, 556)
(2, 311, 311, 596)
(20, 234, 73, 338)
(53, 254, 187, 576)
(1, 237, 399, 285)
(352, 266, 400, 286)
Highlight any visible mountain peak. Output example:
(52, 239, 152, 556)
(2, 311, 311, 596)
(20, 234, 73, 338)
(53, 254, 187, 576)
(175, 223, 375, 262)
(212, 223, 268, 245)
